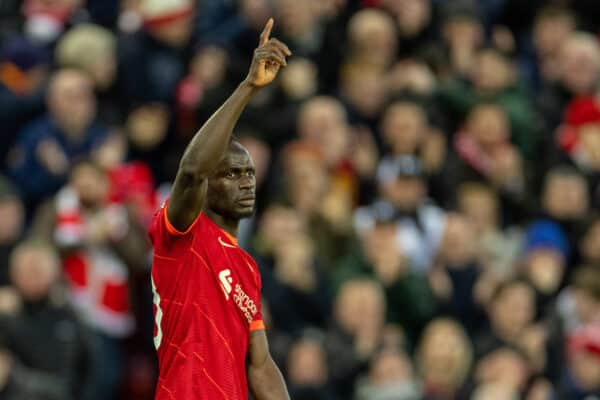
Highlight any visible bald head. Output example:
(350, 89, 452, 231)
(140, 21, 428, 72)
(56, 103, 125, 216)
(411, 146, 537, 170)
(228, 140, 250, 156)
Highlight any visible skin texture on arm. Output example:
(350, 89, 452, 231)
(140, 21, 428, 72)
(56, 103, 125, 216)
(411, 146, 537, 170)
(248, 330, 290, 400)
(167, 19, 291, 231)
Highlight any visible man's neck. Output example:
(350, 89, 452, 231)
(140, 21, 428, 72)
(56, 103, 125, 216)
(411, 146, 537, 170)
(205, 209, 239, 239)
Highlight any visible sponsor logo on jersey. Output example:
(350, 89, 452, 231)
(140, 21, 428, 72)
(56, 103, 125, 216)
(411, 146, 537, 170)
(218, 269, 233, 300)
(218, 269, 257, 323)
(233, 284, 257, 323)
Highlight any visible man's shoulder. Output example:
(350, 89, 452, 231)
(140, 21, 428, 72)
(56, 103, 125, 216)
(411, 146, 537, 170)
(149, 204, 211, 247)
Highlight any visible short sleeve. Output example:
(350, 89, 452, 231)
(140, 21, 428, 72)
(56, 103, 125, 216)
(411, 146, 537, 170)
(249, 262, 264, 332)
(148, 200, 201, 252)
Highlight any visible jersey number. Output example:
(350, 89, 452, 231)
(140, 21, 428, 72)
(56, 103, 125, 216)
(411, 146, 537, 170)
(151, 276, 163, 350)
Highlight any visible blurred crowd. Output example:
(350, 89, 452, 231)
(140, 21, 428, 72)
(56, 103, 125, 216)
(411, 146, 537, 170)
(1, 0, 600, 399)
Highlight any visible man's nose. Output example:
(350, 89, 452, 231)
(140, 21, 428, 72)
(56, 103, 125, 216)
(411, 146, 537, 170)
(240, 175, 255, 189)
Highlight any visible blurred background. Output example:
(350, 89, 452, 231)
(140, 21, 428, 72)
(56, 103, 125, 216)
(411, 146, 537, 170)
(0, 0, 600, 399)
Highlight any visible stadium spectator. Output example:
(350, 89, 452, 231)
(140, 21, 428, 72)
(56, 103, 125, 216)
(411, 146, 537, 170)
(30, 161, 148, 400)
(7, 69, 107, 210)
(381, 0, 435, 58)
(55, 23, 120, 125)
(537, 31, 600, 135)
(560, 323, 600, 399)
(472, 346, 533, 397)
(379, 99, 447, 202)
(455, 182, 522, 279)
(520, 6, 576, 91)
(439, 2, 484, 78)
(429, 213, 485, 331)
(520, 220, 569, 312)
(416, 318, 473, 400)
(345, 8, 397, 71)
(335, 213, 437, 345)
(0, 241, 93, 400)
(258, 207, 332, 334)
(354, 346, 423, 400)
(539, 166, 589, 254)
(448, 102, 536, 223)
(326, 278, 386, 399)
(476, 279, 537, 357)
(117, 0, 195, 107)
(360, 155, 445, 273)
(286, 331, 337, 400)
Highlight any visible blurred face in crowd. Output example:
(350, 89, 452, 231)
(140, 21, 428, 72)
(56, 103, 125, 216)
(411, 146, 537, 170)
(284, 145, 329, 215)
(471, 49, 514, 92)
(0, 196, 24, 243)
(559, 33, 600, 95)
(417, 318, 473, 391)
(465, 104, 510, 150)
(380, 175, 426, 212)
(471, 383, 519, 400)
(475, 348, 530, 393)
(570, 351, 600, 392)
(362, 223, 407, 286)
(71, 162, 109, 208)
(340, 64, 386, 118)
(126, 103, 170, 151)
(573, 288, 600, 324)
(457, 183, 499, 234)
(533, 11, 575, 57)
(47, 69, 96, 138)
(347, 9, 397, 69)
(334, 279, 385, 338)
(280, 58, 318, 101)
(190, 45, 228, 89)
(275, 0, 317, 39)
(369, 349, 414, 385)
(298, 97, 351, 167)
(524, 248, 565, 295)
(570, 267, 600, 323)
(298, 97, 347, 143)
(93, 132, 127, 169)
(488, 282, 535, 341)
(239, 0, 273, 30)
(10, 243, 60, 302)
(443, 15, 483, 51)
(542, 171, 589, 220)
(287, 338, 328, 386)
(381, 101, 427, 155)
(438, 213, 476, 266)
(259, 205, 306, 251)
(382, 0, 431, 38)
(581, 219, 600, 264)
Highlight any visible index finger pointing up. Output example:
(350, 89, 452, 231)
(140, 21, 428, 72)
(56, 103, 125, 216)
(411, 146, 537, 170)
(259, 18, 274, 46)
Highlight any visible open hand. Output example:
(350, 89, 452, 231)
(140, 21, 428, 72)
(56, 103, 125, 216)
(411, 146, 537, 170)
(245, 18, 292, 88)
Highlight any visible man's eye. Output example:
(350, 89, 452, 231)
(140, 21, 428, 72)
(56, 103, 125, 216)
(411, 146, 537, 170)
(226, 171, 236, 178)
(246, 170, 255, 177)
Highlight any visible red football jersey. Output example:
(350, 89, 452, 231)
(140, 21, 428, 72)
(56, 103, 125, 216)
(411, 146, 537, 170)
(149, 201, 264, 400)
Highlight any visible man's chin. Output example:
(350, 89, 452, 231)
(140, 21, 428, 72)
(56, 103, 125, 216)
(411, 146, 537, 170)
(234, 206, 255, 219)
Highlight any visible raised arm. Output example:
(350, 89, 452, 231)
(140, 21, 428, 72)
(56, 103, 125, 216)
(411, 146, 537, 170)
(167, 19, 291, 231)
(248, 330, 290, 400)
